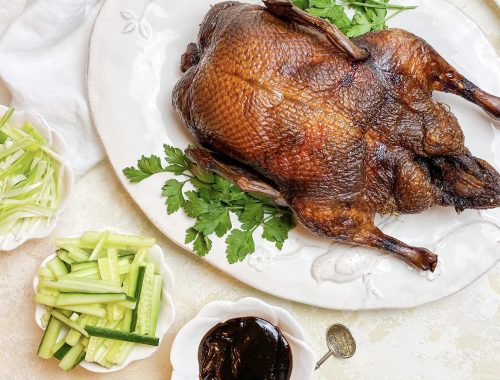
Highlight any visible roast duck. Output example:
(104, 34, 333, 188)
(173, 0, 500, 271)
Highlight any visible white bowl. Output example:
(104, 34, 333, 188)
(0, 104, 74, 251)
(33, 229, 176, 373)
(170, 297, 316, 380)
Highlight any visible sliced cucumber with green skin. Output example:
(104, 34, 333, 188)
(40, 279, 123, 293)
(50, 310, 89, 337)
(114, 299, 137, 310)
(122, 309, 133, 333)
(70, 261, 98, 272)
(56, 293, 127, 306)
(59, 342, 85, 371)
(63, 245, 90, 262)
(130, 266, 146, 332)
(57, 249, 74, 265)
(136, 263, 155, 335)
(52, 339, 67, 356)
(37, 266, 56, 280)
(37, 316, 63, 359)
(54, 343, 72, 360)
(85, 326, 159, 346)
(82, 231, 155, 250)
(89, 231, 109, 260)
(66, 315, 88, 346)
(55, 304, 107, 318)
(65, 258, 130, 278)
(150, 275, 163, 336)
(35, 293, 58, 307)
(47, 256, 68, 278)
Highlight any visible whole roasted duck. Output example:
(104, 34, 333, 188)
(173, 0, 500, 271)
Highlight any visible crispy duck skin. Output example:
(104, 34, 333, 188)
(173, 0, 500, 271)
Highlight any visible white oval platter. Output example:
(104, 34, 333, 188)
(87, 0, 500, 310)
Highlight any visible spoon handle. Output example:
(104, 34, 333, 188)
(315, 350, 333, 370)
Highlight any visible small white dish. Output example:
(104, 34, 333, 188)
(33, 228, 176, 373)
(170, 297, 315, 380)
(0, 104, 74, 251)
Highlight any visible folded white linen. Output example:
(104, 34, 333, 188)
(0, 0, 104, 178)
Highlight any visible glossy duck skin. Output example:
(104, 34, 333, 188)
(173, 0, 500, 271)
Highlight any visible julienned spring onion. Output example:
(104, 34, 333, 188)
(0, 108, 62, 238)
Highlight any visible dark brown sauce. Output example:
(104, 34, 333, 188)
(198, 317, 293, 380)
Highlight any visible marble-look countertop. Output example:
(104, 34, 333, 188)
(0, 1, 499, 379)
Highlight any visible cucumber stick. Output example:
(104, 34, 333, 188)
(130, 266, 146, 332)
(37, 266, 56, 280)
(37, 316, 63, 359)
(35, 293, 58, 307)
(85, 319, 120, 362)
(89, 231, 109, 260)
(50, 310, 89, 337)
(150, 275, 163, 336)
(136, 263, 155, 335)
(52, 339, 68, 357)
(40, 278, 123, 293)
(54, 343, 72, 360)
(56, 303, 106, 318)
(65, 314, 88, 346)
(56, 293, 127, 306)
(66, 258, 129, 279)
(57, 250, 74, 265)
(70, 261, 97, 272)
(47, 256, 68, 277)
(82, 231, 155, 249)
(85, 326, 159, 346)
(59, 342, 85, 371)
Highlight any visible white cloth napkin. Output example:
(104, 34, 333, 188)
(0, 0, 104, 178)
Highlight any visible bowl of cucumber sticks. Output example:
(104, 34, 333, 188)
(33, 229, 175, 372)
(0, 105, 73, 251)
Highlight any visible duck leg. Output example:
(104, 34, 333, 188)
(426, 50, 500, 119)
(262, 0, 369, 60)
(290, 197, 438, 271)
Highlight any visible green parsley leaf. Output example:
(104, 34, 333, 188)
(184, 191, 211, 218)
(262, 214, 295, 250)
(123, 155, 165, 182)
(162, 179, 185, 214)
(185, 227, 198, 244)
(226, 229, 255, 263)
(291, 0, 309, 9)
(164, 144, 190, 174)
(239, 203, 264, 231)
(194, 208, 232, 237)
(346, 11, 372, 37)
(193, 233, 212, 257)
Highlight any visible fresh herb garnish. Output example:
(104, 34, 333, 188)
(123, 145, 294, 263)
(292, 0, 416, 38)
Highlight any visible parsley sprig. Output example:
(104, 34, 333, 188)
(292, 0, 416, 38)
(123, 145, 294, 263)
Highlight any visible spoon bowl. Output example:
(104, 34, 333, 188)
(315, 323, 356, 370)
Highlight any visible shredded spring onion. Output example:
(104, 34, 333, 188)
(0, 108, 62, 239)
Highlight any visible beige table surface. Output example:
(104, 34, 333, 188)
(0, 1, 499, 379)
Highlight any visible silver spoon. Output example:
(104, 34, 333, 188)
(315, 324, 356, 370)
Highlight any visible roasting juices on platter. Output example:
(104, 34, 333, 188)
(172, 0, 500, 272)
(198, 317, 292, 380)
